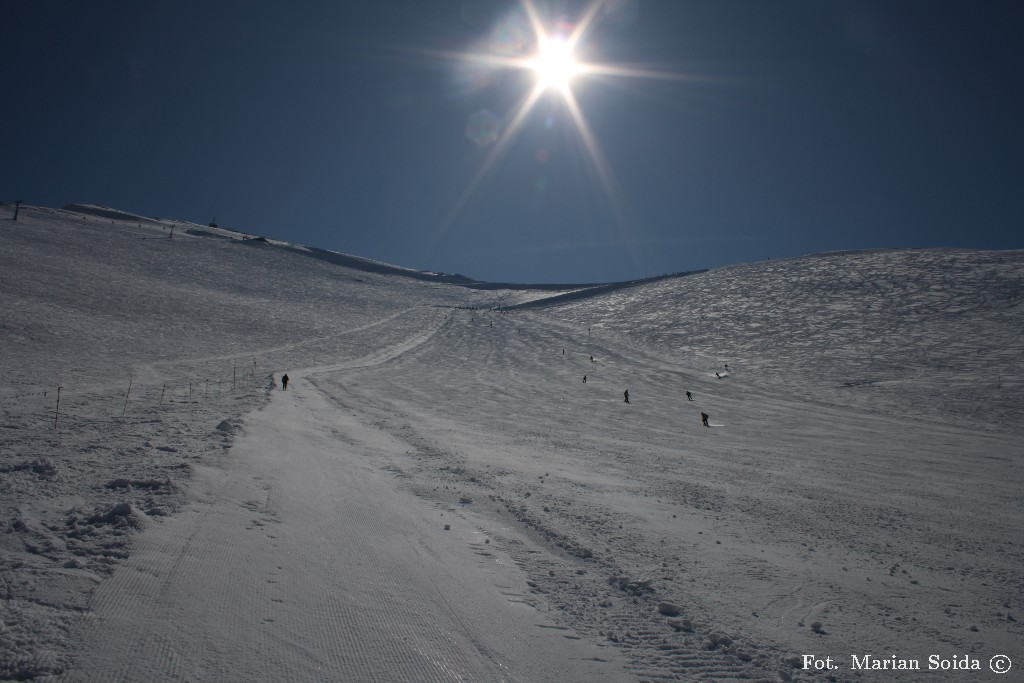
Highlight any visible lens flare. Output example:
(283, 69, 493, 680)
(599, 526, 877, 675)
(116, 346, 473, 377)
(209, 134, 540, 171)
(465, 110, 500, 146)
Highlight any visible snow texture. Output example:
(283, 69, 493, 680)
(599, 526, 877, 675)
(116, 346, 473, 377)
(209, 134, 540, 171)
(1, 203, 1021, 682)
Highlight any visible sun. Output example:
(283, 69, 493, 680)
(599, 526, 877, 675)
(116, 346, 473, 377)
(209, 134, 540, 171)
(530, 35, 579, 92)
(432, 0, 702, 250)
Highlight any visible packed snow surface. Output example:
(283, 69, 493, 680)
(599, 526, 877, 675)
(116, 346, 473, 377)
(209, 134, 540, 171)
(1, 204, 1021, 682)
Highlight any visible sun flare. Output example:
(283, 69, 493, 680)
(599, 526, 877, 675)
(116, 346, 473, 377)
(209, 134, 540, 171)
(434, 0, 701, 252)
(530, 35, 579, 91)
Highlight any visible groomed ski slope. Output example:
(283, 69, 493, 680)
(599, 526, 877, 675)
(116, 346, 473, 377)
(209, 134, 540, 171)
(1, 205, 1021, 682)
(69, 339, 629, 682)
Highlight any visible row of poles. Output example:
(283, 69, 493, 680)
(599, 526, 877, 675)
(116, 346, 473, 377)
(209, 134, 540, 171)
(48, 358, 263, 431)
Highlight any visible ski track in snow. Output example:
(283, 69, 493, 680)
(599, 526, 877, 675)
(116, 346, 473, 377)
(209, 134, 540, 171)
(60, 304, 630, 682)
(1, 207, 1021, 682)
(68, 366, 628, 682)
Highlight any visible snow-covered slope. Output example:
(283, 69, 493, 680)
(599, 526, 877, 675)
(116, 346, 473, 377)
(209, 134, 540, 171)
(1, 204, 1020, 682)
(538, 249, 1024, 431)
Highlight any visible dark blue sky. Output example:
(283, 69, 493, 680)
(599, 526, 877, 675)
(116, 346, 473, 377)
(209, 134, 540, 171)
(3, 1, 1021, 283)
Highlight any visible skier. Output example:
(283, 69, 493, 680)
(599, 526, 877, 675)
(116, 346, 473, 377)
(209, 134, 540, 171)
(583, 375, 587, 383)
(686, 391, 693, 401)
(624, 389, 630, 404)
(590, 355, 594, 362)
(701, 412, 709, 427)
(715, 372, 721, 379)
(281, 374, 289, 391)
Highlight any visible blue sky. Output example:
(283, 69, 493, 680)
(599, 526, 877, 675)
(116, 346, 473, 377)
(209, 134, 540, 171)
(3, 1, 1021, 283)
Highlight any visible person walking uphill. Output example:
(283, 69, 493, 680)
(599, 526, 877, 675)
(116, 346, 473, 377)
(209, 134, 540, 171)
(281, 374, 289, 391)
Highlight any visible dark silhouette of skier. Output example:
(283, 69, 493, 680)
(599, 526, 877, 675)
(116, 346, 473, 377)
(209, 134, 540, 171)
(281, 374, 289, 391)
(590, 355, 594, 362)
(623, 389, 630, 404)
(686, 391, 693, 401)
(583, 375, 587, 383)
(701, 412, 709, 427)
(715, 372, 721, 379)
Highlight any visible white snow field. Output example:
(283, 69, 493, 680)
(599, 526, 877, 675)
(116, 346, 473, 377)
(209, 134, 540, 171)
(1, 204, 1021, 682)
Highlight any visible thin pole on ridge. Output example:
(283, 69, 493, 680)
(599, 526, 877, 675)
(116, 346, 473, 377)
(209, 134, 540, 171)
(122, 379, 133, 417)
